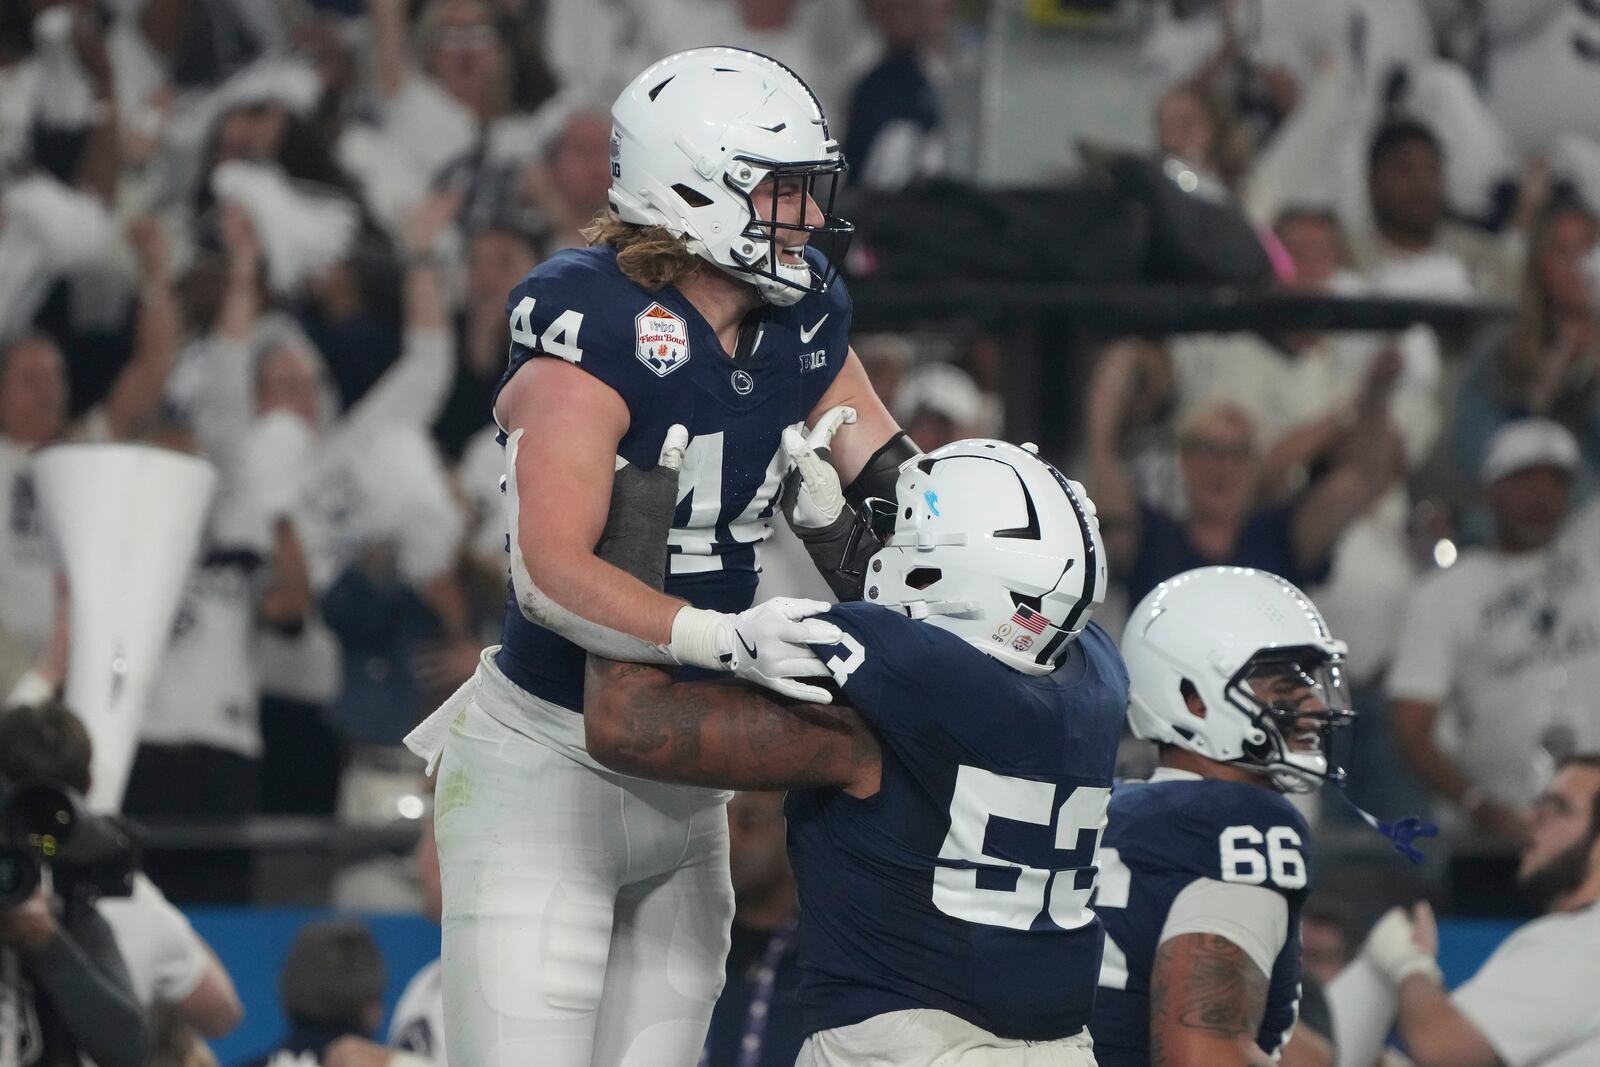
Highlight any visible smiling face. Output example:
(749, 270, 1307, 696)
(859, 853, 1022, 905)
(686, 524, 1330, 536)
(750, 172, 822, 277)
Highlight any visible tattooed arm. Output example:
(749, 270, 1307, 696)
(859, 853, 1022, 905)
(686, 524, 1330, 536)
(583, 658, 882, 797)
(1149, 933, 1277, 1067)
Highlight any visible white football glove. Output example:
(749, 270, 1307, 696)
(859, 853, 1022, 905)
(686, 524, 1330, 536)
(670, 597, 842, 703)
(781, 405, 857, 529)
(1361, 905, 1443, 987)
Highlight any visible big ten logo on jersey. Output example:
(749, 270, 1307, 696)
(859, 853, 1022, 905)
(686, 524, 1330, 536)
(665, 428, 789, 573)
(934, 767, 1110, 933)
(508, 295, 585, 364)
(636, 302, 690, 377)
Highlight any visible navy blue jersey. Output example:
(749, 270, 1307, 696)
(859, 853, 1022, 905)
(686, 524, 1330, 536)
(787, 603, 1129, 1041)
(1090, 777, 1311, 1066)
(490, 245, 849, 710)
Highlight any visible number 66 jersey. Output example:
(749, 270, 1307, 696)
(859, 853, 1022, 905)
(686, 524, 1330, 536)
(1089, 771, 1313, 1066)
(790, 602, 1128, 1042)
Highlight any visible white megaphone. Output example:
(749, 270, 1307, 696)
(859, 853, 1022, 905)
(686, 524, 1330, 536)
(32, 443, 217, 811)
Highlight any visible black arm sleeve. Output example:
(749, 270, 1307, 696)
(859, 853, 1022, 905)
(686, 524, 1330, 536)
(595, 459, 679, 593)
(25, 902, 151, 1067)
(843, 431, 920, 507)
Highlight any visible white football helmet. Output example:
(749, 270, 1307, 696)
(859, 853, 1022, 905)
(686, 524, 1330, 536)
(1122, 567, 1356, 793)
(608, 47, 852, 307)
(862, 440, 1109, 676)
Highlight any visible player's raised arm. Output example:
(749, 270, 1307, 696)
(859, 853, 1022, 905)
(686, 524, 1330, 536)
(1148, 934, 1278, 1067)
(809, 346, 908, 486)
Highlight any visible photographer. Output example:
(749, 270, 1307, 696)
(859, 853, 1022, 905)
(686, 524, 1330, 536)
(0, 702, 150, 1067)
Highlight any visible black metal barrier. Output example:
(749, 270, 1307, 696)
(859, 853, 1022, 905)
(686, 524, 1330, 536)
(848, 282, 1513, 454)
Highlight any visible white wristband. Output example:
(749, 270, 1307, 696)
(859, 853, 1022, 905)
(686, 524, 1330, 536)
(668, 606, 732, 671)
(1393, 955, 1444, 986)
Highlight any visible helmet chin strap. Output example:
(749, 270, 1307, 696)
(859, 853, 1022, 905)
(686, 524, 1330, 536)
(1330, 780, 1439, 865)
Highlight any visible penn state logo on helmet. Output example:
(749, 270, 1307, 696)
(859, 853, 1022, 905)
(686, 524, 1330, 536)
(635, 302, 689, 376)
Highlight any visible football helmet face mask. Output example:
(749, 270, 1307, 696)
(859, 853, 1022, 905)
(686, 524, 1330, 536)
(1122, 567, 1356, 794)
(862, 440, 1109, 676)
(608, 47, 853, 306)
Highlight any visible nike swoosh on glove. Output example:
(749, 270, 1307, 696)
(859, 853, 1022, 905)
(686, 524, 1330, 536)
(719, 597, 842, 704)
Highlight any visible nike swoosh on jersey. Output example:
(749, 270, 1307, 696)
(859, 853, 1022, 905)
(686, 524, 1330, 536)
(799, 314, 829, 343)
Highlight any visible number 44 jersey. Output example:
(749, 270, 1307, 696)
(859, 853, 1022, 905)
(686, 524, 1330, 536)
(490, 244, 850, 711)
(1089, 773, 1313, 1066)
(791, 602, 1129, 1042)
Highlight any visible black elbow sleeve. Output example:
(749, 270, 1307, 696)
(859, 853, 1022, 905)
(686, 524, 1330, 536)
(843, 431, 920, 507)
(790, 504, 884, 602)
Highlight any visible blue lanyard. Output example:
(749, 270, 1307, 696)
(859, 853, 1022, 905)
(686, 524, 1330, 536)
(701, 915, 799, 1067)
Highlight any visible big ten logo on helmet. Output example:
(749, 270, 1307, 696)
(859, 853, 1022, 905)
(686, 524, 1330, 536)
(636, 302, 690, 376)
(609, 130, 622, 179)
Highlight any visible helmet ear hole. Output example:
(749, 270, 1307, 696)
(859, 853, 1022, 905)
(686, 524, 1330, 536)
(905, 567, 941, 590)
(671, 183, 713, 208)
(1178, 679, 1207, 720)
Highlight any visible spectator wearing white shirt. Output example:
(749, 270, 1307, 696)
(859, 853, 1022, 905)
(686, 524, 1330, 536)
(1389, 419, 1600, 843)
(185, 192, 464, 811)
(1348, 119, 1516, 302)
(1357, 754, 1600, 1067)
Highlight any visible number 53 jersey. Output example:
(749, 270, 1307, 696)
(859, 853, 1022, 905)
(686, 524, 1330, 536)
(791, 602, 1129, 1042)
(1089, 773, 1313, 1066)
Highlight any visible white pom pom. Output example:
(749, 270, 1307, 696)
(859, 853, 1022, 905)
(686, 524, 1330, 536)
(211, 162, 358, 294)
(2, 175, 117, 270)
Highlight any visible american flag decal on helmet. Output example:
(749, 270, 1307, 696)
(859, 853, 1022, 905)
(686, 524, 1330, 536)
(1010, 605, 1050, 634)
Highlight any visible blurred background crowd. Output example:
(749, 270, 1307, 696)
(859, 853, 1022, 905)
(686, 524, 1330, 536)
(2, 0, 1600, 1063)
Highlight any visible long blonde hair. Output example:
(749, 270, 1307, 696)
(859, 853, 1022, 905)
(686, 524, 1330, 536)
(581, 212, 703, 290)
(1504, 199, 1600, 403)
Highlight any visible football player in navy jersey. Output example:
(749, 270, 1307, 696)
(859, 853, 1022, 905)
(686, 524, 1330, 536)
(402, 47, 915, 1067)
(1090, 567, 1356, 1067)
(583, 436, 1129, 1067)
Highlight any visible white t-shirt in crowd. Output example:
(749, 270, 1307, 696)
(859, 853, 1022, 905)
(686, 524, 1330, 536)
(140, 551, 265, 758)
(1452, 902, 1600, 1067)
(98, 873, 210, 1008)
(387, 958, 445, 1062)
(1387, 500, 1600, 809)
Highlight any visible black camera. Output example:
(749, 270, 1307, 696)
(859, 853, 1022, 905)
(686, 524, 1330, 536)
(0, 778, 139, 909)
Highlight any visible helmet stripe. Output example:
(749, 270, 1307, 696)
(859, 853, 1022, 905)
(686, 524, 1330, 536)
(1032, 465, 1099, 669)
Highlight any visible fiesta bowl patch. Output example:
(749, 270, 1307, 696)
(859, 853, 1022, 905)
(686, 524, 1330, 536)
(636, 302, 690, 376)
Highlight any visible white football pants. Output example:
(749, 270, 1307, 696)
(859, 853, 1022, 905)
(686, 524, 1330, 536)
(413, 650, 733, 1067)
(796, 1010, 1098, 1067)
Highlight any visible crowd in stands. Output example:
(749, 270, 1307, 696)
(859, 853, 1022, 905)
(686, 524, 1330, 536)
(2, 0, 1600, 1063)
